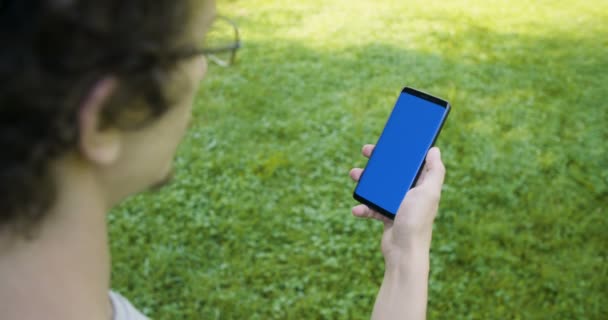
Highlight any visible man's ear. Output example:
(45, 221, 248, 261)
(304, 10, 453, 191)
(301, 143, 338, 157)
(78, 77, 122, 166)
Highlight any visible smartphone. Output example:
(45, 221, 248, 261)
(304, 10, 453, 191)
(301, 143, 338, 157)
(353, 87, 450, 220)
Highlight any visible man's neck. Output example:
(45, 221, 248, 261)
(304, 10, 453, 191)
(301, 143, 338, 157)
(0, 161, 112, 320)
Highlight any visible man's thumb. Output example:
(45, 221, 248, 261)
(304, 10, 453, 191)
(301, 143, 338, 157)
(421, 147, 446, 192)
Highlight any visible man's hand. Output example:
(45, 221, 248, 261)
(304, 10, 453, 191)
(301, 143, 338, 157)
(349, 145, 445, 262)
(350, 145, 446, 320)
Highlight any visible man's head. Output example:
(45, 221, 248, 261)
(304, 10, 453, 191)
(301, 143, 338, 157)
(0, 0, 216, 234)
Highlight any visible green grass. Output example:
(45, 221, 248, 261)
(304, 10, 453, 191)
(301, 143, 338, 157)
(109, 0, 608, 319)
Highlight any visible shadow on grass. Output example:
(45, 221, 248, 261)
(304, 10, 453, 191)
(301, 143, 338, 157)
(197, 26, 607, 318)
(204, 24, 607, 200)
(110, 24, 607, 319)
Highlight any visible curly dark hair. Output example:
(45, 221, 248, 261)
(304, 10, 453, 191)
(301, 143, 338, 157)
(0, 0, 202, 234)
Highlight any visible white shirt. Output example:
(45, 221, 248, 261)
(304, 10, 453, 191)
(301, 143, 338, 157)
(109, 291, 149, 320)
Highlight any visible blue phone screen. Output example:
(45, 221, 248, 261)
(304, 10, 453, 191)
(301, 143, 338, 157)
(355, 91, 448, 216)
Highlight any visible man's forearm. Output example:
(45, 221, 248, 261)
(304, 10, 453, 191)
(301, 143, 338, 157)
(371, 248, 431, 320)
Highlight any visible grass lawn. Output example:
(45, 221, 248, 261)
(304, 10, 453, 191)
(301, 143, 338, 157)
(109, 0, 608, 319)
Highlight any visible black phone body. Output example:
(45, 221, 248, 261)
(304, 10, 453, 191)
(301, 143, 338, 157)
(353, 87, 451, 220)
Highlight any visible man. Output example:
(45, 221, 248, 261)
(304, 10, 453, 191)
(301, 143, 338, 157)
(0, 0, 445, 319)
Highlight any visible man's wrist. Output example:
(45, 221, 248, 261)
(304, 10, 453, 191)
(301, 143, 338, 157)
(376, 247, 430, 320)
(384, 238, 432, 273)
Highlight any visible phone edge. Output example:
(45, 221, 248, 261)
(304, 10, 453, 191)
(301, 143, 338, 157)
(352, 192, 397, 220)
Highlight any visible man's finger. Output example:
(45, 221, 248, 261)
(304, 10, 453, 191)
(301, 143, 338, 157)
(415, 160, 428, 187)
(418, 147, 445, 192)
(349, 168, 363, 181)
(352, 205, 392, 224)
(362, 144, 375, 158)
